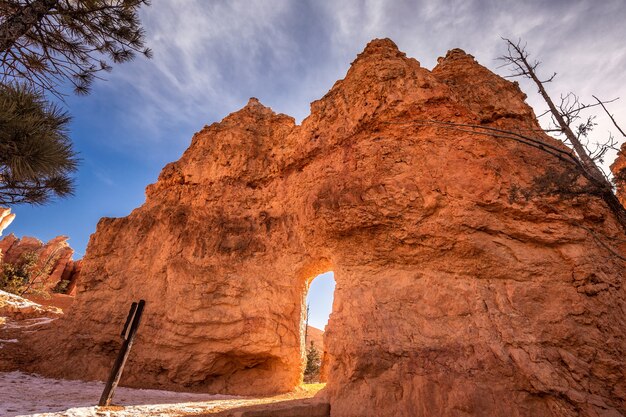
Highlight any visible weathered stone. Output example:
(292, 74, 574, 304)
(0, 234, 80, 293)
(611, 141, 626, 206)
(0, 232, 18, 255)
(0, 208, 15, 237)
(64, 259, 82, 296)
(0, 289, 62, 321)
(14, 39, 626, 416)
(1, 235, 44, 265)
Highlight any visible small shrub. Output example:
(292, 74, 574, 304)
(53, 279, 70, 294)
(0, 252, 39, 295)
(530, 168, 602, 198)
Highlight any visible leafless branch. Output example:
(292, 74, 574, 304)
(500, 37, 614, 187)
(592, 95, 626, 138)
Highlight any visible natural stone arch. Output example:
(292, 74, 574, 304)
(16, 39, 626, 417)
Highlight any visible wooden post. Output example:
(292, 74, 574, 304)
(98, 299, 146, 407)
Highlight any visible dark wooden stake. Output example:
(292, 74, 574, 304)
(98, 299, 146, 407)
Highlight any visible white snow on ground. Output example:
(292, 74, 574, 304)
(3, 317, 58, 329)
(0, 290, 62, 325)
(0, 290, 41, 309)
(0, 371, 247, 417)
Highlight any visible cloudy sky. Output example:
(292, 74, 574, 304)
(5, 0, 626, 328)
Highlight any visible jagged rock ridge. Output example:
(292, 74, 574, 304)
(611, 142, 626, 206)
(0, 234, 81, 294)
(10, 39, 626, 417)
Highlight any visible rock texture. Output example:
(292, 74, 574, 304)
(0, 208, 15, 237)
(0, 289, 62, 321)
(0, 234, 81, 294)
(305, 325, 324, 352)
(0, 290, 63, 371)
(15, 39, 626, 416)
(611, 142, 626, 206)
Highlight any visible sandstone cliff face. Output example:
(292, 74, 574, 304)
(0, 234, 81, 294)
(0, 208, 15, 236)
(18, 39, 626, 416)
(612, 142, 626, 206)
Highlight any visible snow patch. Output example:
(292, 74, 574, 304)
(3, 317, 58, 329)
(0, 371, 243, 417)
(0, 290, 41, 309)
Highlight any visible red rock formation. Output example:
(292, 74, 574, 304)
(0, 207, 15, 236)
(64, 259, 82, 296)
(611, 142, 626, 206)
(15, 39, 626, 416)
(0, 234, 81, 293)
(305, 325, 324, 352)
(0, 232, 18, 255)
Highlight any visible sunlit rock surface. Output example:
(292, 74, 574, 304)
(12, 39, 626, 417)
(611, 141, 626, 206)
(0, 234, 81, 294)
(0, 208, 15, 237)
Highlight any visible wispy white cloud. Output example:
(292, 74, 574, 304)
(75, 0, 626, 171)
(319, 0, 626, 173)
(14, 0, 626, 256)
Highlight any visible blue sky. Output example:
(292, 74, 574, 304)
(4, 0, 626, 325)
(307, 272, 336, 330)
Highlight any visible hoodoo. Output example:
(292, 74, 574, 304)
(12, 39, 626, 417)
(612, 142, 626, 206)
(0, 234, 81, 294)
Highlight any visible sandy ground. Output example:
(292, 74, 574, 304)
(0, 371, 326, 417)
(1, 291, 325, 416)
(0, 371, 238, 416)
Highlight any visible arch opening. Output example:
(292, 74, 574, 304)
(302, 271, 336, 385)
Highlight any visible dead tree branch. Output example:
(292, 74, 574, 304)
(500, 38, 612, 186)
(593, 95, 626, 138)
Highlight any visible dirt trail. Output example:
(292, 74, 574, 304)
(0, 371, 326, 417)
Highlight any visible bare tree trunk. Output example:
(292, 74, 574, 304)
(305, 303, 310, 343)
(505, 41, 609, 186)
(0, 0, 58, 53)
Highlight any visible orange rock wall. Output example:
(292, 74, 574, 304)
(0, 234, 80, 293)
(611, 142, 626, 206)
(25, 40, 626, 416)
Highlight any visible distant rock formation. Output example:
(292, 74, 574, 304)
(611, 142, 626, 206)
(14, 39, 626, 417)
(305, 325, 324, 352)
(0, 290, 64, 371)
(0, 289, 62, 321)
(0, 234, 81, 294)
(0, 208, 15, 237)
